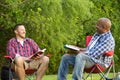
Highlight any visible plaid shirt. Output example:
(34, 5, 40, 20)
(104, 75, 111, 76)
(6, 38, 40, 58)
(86, 31, 115, 68)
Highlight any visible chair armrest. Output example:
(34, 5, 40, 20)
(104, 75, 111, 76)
(4, 55, 14, 63)
(104, 51, 114, 56)
(45, 53, 52, 57)
(4, 55, 12, 59)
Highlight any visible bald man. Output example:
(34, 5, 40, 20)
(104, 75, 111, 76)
(57, 18, 115, 80)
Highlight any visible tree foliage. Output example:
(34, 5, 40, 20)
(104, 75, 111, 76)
(0, 0, 120, 74)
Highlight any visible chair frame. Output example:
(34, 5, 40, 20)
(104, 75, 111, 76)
(4, 53, 52, 80)
(4, 55, 37, 80)
(83, 36, 116, 80)
(83, 54, 115, 80)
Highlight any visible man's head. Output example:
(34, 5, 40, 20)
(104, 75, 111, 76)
(14, 24, 26, 40)
(96, 18, 111, 34)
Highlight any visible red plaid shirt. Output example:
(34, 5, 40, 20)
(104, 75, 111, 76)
(6, 38, 40, 58)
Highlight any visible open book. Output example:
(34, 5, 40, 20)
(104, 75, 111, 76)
(30, 48, 46, 59)
(64, 44, 80, 51)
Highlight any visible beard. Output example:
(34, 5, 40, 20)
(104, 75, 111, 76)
(17, 34, 26, 39)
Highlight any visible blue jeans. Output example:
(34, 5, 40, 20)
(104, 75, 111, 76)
(58, 53, 95, 80)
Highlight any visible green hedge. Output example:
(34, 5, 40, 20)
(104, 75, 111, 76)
(0, 0, 120, 74)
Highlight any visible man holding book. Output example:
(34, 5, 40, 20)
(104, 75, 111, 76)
(6, 24, 49, 80)
(57, 18, 115, 80)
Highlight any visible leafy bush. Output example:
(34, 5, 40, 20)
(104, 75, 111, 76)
(0, 0, 120, 74)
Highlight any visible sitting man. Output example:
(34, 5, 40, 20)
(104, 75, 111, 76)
(57, 18, 115, 80)
(6, 24, 49, 80)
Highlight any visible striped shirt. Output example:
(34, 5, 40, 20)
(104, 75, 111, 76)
(6, 38, 40, 58)
(86, 31, 115, 68)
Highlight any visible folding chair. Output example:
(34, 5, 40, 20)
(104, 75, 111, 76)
(83, 36, 115, 80)
(4, 55, 37, 80)
(4, 54, 52, 80)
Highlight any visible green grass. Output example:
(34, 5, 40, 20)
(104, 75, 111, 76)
(26, 74, 72, 80)
(41, 74, 72, 80)
(26, 73, 115, 80)
(42, 74, 58, 80)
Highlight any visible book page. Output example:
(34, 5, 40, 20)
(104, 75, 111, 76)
(30, 48, 46, 59)
(64, 44, 80, 51)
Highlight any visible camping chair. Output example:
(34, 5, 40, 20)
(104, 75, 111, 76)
(83, 36, 115, 80)
(4, 55, 37, 80)
(4, 54, 52, 80)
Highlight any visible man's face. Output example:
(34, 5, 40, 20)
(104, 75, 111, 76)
(96, 21, 106, 34)
(15, 25, 26, 39)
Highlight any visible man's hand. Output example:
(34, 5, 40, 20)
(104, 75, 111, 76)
(33, 53, 44, 60)
(68, 49, 79, 54)
(79, 48, 86, 51)
(29, 53, 44, 60)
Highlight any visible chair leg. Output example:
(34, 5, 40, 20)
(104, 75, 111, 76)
(112, 59, 116, 78)
(91, 74, 92, 80)
(9, 68, 15, 80)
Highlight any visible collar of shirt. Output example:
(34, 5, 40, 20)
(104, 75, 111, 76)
(16, 38, 26, 46)
(86, 31, 111, 53)
(96, 30, 110, 37)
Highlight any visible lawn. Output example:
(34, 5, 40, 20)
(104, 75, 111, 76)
(2, 73, 114, 80)
(26, 74, 71, 80)
(28, 73, 115, 80)
(0, 73, 114, 80)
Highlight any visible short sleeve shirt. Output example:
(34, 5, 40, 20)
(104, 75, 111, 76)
(86, 31, 115, 67)
(6, 38, 40, 58)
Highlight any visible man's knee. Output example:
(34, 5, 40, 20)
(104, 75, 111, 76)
(42, 56, 49, 64)
(62, 54, 70, 61)
(14, 56, 24, 65)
